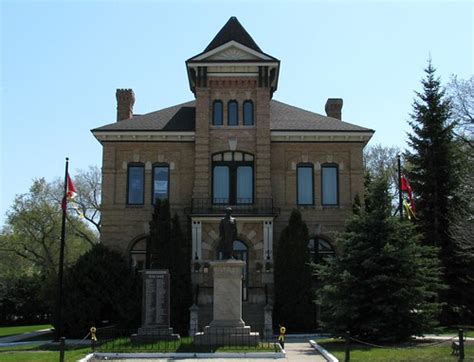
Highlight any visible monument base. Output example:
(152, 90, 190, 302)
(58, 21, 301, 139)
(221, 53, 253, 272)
(193, 259, 260, 346)
(131, 327, 180, 343)
(194, 325, 260, 346)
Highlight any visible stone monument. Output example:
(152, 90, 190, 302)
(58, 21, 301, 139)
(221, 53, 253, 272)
(194, 208, 260, 346)
(131, 269, 179, 342)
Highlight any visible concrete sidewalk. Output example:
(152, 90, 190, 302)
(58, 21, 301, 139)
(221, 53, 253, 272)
(0, 329, 51, 344)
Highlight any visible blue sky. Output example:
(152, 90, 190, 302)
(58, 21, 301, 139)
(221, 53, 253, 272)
(1, 0, 472, 225)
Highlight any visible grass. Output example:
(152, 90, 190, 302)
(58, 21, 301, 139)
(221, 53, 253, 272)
(0, 324, 52, 338)
(318, 338, 474, 361)
(98, 336, 277, 353)
(0, 346, 90, 362)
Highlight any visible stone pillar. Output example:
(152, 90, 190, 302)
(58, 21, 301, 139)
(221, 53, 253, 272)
(189, 304, 199, 337)
(263, 304, 273, 339)
(191, 220, 202, 260)
(263, 220, 273, 260)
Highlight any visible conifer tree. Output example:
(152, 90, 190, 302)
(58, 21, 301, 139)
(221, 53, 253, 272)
(274, 209, 314, 332)
(405, 61, 472, 323)
(316, 176, 443, 342)
(147, 200, 192, 334)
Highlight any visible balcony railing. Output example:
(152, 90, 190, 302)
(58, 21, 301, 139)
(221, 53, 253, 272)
(186, 198, 280, 216)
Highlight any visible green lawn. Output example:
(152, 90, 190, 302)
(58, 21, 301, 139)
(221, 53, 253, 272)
(99, 336, 277, 353)
(319, 339, 474, 361)
(0, 324, 52, 338)
(0, 347, 90, 362)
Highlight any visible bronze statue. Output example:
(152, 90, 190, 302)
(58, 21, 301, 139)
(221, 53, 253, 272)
(219, 207, 237, 259)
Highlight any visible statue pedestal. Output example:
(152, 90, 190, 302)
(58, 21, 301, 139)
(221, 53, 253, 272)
(194, 260, 260, 346)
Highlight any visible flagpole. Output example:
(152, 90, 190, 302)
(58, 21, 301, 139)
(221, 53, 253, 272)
(397, 154, 403, 220)
(56, 157, 69, 341)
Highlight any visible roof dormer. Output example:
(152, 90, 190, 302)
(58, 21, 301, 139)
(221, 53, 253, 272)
(186, 17, 280, 96)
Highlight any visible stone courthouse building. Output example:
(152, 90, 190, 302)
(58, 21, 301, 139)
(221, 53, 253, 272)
(92, 17, 374, 333)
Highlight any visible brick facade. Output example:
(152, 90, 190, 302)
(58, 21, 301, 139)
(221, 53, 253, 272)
(92, 17, 373, 333)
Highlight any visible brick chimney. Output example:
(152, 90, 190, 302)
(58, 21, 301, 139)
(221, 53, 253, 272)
(325, 98, 343, 120)
(116, 89, 135, 121)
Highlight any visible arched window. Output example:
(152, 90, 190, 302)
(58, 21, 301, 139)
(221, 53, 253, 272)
(321, 164, 339, 205)
(243, 100, 254, 126)
(213, 100, 223, 125)
(152, 164, 169, 203)
(308, 237, 335, 263)
(129, 237, 147, 272)
(127, 163, 145, 205)
(228, 100, 238, 126)
(212, 151, 254, 205)
(297, 163, 314, 205)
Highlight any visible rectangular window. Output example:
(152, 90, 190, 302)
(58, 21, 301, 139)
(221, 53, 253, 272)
(152, 165, 169, 203)
(127, 165, 144, 204)
(213, 166, 229, 203)
(322, 165, 338, 205)
(297, 165, 314, 205)
(236, 166, 253, 204)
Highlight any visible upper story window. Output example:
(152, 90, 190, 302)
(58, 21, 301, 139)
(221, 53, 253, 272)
(152, 164, 169, 203)
(321, 164, 339, 206)
(213, 100, 223, 125)
(212, 151, 254, 205)
(297, 163, 314, 205)
(127, 163, 145, 205)
(228, 100, 238, 126)
(243, 100, 254, 126)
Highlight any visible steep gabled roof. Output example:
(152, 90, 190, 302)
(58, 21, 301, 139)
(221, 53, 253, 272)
(204, 17, 262, 53)
(92, 100, 373, 134)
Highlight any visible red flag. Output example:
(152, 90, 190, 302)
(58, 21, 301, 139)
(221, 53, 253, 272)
(401, 176, 415, 212)
(62, 173, 77, 210)
(66, 174, 77, 199)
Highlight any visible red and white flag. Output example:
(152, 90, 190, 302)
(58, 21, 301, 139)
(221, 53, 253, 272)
(62, 173, 77, 210)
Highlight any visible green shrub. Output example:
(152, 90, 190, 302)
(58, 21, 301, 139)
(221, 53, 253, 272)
(56, 244, 141, 337)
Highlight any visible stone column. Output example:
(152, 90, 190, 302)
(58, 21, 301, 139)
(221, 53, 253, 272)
(189, 304, 199, 337)
(263, 304, 273, 339)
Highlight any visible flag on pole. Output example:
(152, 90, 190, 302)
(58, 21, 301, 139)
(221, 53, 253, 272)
(400, 176, 416, 212)
(61, 173, 77, 210)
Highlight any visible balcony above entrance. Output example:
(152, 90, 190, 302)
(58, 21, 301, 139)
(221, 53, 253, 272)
(186, 198, 280, 216)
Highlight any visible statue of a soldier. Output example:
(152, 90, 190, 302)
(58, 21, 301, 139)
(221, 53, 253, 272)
(218, 207, 237, 259)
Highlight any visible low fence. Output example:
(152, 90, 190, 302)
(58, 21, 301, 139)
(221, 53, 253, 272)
(90, 328, 278, 353)
(340, 329, 467, 362)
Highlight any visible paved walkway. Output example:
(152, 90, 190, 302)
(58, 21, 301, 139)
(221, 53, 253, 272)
(284, 342, 326, 361)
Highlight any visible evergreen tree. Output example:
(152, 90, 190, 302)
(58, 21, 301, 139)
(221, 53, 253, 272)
(316, 177, 443, 342)
(405, 61, 471, 323)
(169, 214, 193, 335)
(274, 209, 314, 332)
(147, 200, 192, 335)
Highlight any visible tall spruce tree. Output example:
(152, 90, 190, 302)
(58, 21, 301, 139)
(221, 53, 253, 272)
(316, 176, 443, 342)
(147, 200, 192, 334)
(273, 209, 314, 332)
(405, 61, 471, 323)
